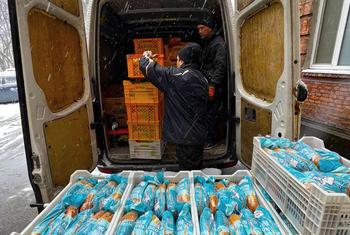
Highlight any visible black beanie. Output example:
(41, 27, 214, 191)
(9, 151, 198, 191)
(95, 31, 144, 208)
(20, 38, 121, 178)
(198, 16, 215, 29)
(178, 43, 202, 66)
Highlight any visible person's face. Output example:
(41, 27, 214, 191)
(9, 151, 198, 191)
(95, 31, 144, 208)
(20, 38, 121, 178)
(197, 24, 213, 39)
(177, 56, 184, 68)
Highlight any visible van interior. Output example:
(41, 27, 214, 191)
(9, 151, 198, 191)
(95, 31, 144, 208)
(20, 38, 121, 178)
(94, 0, 234, 169)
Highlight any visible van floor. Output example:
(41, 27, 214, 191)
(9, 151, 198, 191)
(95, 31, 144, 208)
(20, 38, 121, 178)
(108, 140, 226, 161)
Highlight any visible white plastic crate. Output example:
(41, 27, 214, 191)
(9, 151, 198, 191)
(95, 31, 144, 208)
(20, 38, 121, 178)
(110, 171, 197, 234)
(11, 170, 132, 235)
(129, 140, 165, 159)
(251, 136, 350, 235)
(191, 170, 292, 235)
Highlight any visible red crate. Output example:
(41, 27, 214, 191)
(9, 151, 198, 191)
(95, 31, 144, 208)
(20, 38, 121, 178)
(127, 121, 162, 141)
(123, 81, 163, 103)
(127, 54, 165, 79)
(126, 101, 164, 122)
(133, 38, 164, 54)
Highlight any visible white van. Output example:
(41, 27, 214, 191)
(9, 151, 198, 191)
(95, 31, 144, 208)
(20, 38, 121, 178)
(9, 0, 303, 207)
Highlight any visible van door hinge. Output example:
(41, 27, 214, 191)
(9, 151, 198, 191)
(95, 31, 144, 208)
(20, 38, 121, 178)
(234, 117, 241, 124)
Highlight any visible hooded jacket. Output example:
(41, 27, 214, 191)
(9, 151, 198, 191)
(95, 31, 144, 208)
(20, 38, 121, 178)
(139, 50, 208, 145)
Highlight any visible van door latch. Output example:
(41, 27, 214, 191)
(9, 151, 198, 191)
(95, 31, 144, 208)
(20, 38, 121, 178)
(234, 117, 241, 124)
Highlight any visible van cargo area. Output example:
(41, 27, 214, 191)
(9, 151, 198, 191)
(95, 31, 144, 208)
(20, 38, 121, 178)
(95, 0, 231, 169)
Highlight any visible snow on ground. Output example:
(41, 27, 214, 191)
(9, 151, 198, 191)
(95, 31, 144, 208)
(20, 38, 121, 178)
(0, 103, 37, 234)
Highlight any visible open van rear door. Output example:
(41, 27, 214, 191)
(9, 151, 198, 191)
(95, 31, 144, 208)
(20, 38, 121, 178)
(228, 0, 300, 167)
(9, 0, 97, 203)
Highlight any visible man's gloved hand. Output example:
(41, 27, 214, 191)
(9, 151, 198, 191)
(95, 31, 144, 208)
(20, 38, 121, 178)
(209, 85, 215, 101)
(143, 50, 153, 59)
(140, 51, 154, 73)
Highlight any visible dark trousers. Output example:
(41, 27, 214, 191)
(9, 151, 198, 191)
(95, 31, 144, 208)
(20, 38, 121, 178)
(207, 98, 223, 144)
(176, 144, 204, 170)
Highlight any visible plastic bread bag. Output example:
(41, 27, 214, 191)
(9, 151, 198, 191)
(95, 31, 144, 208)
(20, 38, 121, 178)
(199, 207, 215, 235)
(228, 214, 247, 235)
(65, 177, 98, 197)
(80, 179, 109, 211)
(254, 206, 282, 235)
(65, 208, 94, 235)
(215, 210, 230, 235)
(314, 149, 350, 173)
(87, 211, 114, 235)
(131, 210, 153, 235)
(45, 192, 87, 235)
(275, 148, 317, 172)
(92, 174, 127, 212)
(238, 176, 259, 212)
(102, 180, 128, 213)
(259, 137, 293, 149)
(215, 180, 226, 192)
(227, 184, 246, 208)
(75, 210, 106, 234)
(217, 189, 242, 216)
(125, 181, 149, 213)
(144, 171, 165, 186)
(145, 214, 162, 235)
(155, 182, 168, 219)
(115, 211, 139, 235)
(195, 182, 208, 216)
(160, 210, 176, 235)
(203, 177, 218, 214)
(176, 203, 194, 235)
(31, 203, 65, 235)
(166, 182, 178, 216)
(142, 183, 157, 211)
(240, 209, 263, 235)
(304, 171, 350, 195)
(176, 178, 191, 213)
(292, 140, 320, 164)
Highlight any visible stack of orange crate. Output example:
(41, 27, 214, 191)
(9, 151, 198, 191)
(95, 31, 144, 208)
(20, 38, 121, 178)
(124, 38, 165, 159)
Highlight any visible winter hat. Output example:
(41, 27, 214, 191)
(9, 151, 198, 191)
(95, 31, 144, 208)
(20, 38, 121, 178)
(197, 16, 215, 29)
(178, 43, 202, 66)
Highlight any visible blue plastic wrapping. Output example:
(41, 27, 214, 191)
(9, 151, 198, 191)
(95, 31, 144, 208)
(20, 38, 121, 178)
(227, 184, 246, 208)
(154, 183, 167, 219)
(292, 140, 320, 163)
(238, 176, 259, 212)
(215, 210, 230, 235)
(141, 183, 157, 211)
(115, 211, 139, 235)
(76, 211, 106, 235)
(259, 137, 293, 149)
(31, 203, 65, 234)
(199, 207, 215, 235)
(160, 210, 176, 235)
(166, 182, 178, 216)
(125, 181, 149, 213)
(217, 189, 242, 216)
(132, 210, 153, 235)
(102, 181, 128, 213)
(314, 149, 349, 173)
(144, 171, 165, 186)
(240, 209, 263, 235)
(85, 211, 113, 235)
(176, 178, 191, 213)
(80, 180, 109, 211)
(145, 214, 162, 235)
(202, 177, 218, 214)
(176, 203, 193, 235)
(254, 206, 282, 235)
(304, 171, 350, 194)
(228, 214, 247, 235)
(194, 182, 208, 216)
(65, 208, 93, 234)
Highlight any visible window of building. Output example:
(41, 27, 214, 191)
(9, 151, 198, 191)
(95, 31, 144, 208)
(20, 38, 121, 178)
(310, 0, 350, 73)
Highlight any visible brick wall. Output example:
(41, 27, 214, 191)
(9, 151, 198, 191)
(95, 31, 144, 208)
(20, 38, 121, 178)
(299, 0, 350, 131)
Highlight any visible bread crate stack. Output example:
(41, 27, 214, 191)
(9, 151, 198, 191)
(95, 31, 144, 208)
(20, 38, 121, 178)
(124, 38, 165, 159)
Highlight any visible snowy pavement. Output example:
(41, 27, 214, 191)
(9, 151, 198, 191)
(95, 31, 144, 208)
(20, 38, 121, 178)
(0, 103, 37, 234)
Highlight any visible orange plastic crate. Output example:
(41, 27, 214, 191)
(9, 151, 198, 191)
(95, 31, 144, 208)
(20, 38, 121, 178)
(127, 121, 162, 141)
(133, 38, 164, 54)
(126, 101, 164, 122)
(123, 81, 163, 103)
(127, 54, 165, 79)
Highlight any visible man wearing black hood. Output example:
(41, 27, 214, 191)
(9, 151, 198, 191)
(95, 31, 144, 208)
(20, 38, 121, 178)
(198, 17, 227, 149)
(139, 43, 208, 170)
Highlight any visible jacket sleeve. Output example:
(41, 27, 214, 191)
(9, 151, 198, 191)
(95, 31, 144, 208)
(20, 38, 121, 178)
(208, 43, 227, 87)
(139, 55, 174, 92)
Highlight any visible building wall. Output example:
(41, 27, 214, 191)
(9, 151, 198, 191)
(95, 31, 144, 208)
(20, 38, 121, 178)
(299, 0, 350, 131)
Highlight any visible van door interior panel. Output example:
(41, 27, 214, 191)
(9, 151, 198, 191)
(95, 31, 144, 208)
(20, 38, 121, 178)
(28, 8, 84, 113)
(49, 0, 80, 16)
(43, 105, 93, 187)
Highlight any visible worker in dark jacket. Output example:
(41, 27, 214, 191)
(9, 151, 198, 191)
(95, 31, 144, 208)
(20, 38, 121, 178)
(139, 43, 209, 170)
(198, 17, 227, 149)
